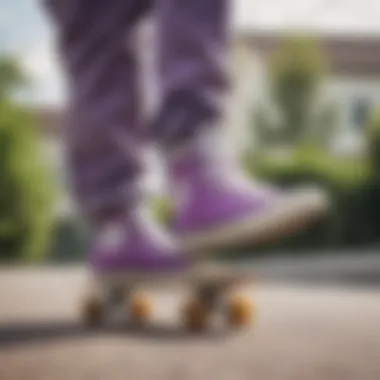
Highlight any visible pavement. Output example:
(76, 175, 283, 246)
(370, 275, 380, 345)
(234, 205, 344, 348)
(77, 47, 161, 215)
(0, 265, 380, 380)
(243, 251, 380, 285)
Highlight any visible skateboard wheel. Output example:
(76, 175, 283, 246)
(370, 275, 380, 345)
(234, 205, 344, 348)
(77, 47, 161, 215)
(182, 299, 209, 331)
(81, 295, 104, 326)
(129, 293, 153, 324)
(226, 295, 255, 328)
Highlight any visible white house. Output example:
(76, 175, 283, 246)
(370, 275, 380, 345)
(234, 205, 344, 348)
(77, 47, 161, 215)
(228, 29, 380, 156)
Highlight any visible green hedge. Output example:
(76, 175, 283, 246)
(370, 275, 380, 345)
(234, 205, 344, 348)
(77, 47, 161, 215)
(246, 147, 379, 254)
(244, 145, 370, 189)
(0, 101, 55, 263)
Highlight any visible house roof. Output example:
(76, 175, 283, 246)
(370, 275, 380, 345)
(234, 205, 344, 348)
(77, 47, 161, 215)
(233, 0, 380, 36)
(240, 31, 380, 76)
(232, 0, 380, 75)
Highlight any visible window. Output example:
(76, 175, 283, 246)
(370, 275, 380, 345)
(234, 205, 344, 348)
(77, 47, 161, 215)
(350, 96, 371, 130)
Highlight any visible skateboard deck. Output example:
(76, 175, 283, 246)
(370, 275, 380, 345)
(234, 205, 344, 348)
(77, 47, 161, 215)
(81, 262, 256, 331)
(90, 262, 255, 288)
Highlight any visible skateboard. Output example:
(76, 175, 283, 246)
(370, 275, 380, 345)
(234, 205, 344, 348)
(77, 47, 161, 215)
(80, 262, 256, 331)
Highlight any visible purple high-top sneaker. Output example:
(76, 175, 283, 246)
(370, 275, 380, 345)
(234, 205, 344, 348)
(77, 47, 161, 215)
(167, 138, 329, 253)
(89, 207, 188, 276)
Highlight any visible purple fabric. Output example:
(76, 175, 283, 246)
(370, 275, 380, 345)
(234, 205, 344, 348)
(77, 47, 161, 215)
(44, 0, 228, 223)
(173, 177, 277, 235)
(168, 145, 279, 235)
(151, 0, 228, 148)
(89, 216, 187, 273)
(45, 0, 150, 221)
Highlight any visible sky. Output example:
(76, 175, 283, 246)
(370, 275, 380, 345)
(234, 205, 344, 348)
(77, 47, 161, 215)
(0, 0, 64, 105)
(1, 0, 380, 106)
(236, 0, 380, 34)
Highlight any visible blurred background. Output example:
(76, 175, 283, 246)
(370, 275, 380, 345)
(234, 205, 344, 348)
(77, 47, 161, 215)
(1, 2, 380, 380)
(1, 0, 380, 264)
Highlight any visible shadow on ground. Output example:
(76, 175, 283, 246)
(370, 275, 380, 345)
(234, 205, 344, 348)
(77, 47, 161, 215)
(0, 320, 230, 348)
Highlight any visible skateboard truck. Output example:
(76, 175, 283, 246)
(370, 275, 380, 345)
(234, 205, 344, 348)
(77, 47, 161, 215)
(80, 264, 256, 332)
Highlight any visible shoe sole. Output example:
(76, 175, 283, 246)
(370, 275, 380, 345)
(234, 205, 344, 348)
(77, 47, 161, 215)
(179, 187, 330, 255)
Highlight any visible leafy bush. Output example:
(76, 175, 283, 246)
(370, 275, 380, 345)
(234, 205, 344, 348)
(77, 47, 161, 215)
(0, 57, 55, 262)
(244, 144, 379, 252)
(0, 102, 56, 261)
(368, 110, 380, 182)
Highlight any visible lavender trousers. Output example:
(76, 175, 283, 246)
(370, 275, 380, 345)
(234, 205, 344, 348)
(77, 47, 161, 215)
(44, 0, 228, 222)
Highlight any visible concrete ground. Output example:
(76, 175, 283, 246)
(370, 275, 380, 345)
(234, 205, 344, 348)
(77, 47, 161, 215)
(0, 266, 379, 380)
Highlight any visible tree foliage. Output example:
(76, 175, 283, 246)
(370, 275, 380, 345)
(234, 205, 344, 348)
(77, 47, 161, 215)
(0, 56, 55, 262)
(252, 36, 338, 149)
(0, 56, 28, 100)
(367, 110, 380, 182)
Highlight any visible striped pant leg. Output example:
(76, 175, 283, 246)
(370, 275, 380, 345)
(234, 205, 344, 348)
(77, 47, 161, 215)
(151, 0, 229, 149)
(45, 0, 151, 223)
